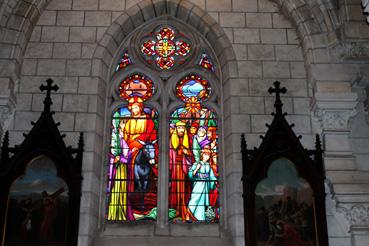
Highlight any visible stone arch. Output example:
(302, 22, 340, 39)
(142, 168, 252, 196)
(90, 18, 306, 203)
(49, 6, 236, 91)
(271, 0, 339, 64)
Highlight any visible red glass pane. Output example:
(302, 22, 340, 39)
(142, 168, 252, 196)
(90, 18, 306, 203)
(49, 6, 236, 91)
(156, 56, 175, 70)
(141, 40, 156, 56)
(115, 51, 132, 72)
(199, 52, 214, 72)
(119, 74, 155, 101)
(175, 41, 191, 56)
(156, 27, 175, 40)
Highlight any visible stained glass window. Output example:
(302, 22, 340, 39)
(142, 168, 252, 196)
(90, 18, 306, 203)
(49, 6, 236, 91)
(115, 51, 132, 72)
(169, 75, 219, 223)
(199, 52, 215, 72)
(141, 26, 191, 70)
(107, 74, 159, 221)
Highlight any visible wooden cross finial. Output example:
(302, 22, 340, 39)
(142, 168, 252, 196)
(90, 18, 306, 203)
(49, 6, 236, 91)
(268, 81, 287, 115)
(40, 78, 59, 112)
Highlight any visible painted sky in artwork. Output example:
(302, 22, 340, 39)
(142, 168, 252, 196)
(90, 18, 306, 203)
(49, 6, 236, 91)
(10, 156, 67, 196)
(255, 158, 310, 197)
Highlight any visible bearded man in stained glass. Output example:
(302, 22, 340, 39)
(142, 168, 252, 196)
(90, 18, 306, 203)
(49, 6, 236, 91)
(169, 121, 193, 220)
(123, 97, 158, 217)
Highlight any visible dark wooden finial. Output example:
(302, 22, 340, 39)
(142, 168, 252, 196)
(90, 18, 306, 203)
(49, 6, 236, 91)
(268, 81, 287, 116)
(40, 78, 59, 112)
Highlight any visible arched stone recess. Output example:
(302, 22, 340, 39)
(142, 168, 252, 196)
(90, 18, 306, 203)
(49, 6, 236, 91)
(90, 0, 237, 245)
(271, 0, 339, 67)
(0, 0, 51, 137)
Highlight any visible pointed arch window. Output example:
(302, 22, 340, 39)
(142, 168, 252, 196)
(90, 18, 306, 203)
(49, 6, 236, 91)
(169, 75, 219, 222)
(107, 74, 159, 221)
(107, 21, 220, 224)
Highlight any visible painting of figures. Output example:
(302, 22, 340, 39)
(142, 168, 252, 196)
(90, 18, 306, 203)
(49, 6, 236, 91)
(5, 156, 68, 246)
(255, 158, 316, 246)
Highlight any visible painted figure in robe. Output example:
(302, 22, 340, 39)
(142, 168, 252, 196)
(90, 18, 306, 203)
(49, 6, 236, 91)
(123, 96, 157, 216)
(108, 115, 133, 221)
(188, 148, 217, 221)
(192, 126, 211, 162)
(169, 121, 193, 220)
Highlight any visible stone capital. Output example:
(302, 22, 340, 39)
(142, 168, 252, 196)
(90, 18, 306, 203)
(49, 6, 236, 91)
(313, 92, 358, 131)
(337, 204, 369, 227)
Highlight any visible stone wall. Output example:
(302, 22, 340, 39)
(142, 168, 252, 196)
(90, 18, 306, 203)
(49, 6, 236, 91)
(0, 0, 369, 245)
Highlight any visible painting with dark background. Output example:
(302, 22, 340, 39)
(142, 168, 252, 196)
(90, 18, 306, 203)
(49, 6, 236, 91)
(5, 156, 68, 246)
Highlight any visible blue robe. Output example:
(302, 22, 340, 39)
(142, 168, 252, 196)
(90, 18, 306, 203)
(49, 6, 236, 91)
(188, 161, 217, 221)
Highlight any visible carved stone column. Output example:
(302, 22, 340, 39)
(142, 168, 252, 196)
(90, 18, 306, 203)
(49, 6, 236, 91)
(314, 92, 358, 156)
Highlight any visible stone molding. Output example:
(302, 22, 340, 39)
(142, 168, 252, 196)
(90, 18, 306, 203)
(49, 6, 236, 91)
(313, 93, 358, 131)
(337, 205, 369, 227)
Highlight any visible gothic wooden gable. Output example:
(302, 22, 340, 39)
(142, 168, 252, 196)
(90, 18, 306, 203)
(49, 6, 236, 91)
(241, 81, 328, 246)
(0, 79, 84, 246)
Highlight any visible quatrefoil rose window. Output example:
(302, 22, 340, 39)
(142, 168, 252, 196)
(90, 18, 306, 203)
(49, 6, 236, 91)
(140, 26, 191, 70)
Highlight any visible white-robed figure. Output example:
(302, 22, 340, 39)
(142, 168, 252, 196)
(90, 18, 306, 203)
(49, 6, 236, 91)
(188, 147, 217, 221)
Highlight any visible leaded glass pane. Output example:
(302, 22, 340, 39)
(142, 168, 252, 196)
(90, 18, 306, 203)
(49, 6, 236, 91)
(169, 75, 219, 223)
(140, 26, 192, 70)
(107, 75, 159, 221)
(115, 51, 132, 72)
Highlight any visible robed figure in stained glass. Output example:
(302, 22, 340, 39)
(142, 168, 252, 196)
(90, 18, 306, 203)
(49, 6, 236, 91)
(123, 97, 158, 217)
(108, 92, 158, 221)
(108, 115, 133, 221)
(188, 148, 217, 221)
(169, 121, 193, 220)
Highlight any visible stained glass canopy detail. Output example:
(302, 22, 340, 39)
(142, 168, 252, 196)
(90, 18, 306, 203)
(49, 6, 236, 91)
(199, 52, 215, 72)
(119, 74, 155, 101)
(116, 51, 132, 72)
(141, 26, 191, 70)
(176, 75, 211, 103)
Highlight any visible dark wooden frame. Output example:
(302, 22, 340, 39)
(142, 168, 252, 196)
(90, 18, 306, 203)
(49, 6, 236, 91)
(0, 79, 84, 246)
(241, 81, 328, 246)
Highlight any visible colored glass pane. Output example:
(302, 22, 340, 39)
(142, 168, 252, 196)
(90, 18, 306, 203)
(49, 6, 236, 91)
(176, 75, 211, 102)
(141, 40, 156, 56)
(140, 26, 191, 70)
(156, 27, 175, 40)
(106, 106, 159, 221)
(255, 158, 316, 245)
(119, 74, 155, 101)
(199, 52, 214, 72)
(169, 106, 219, 223)
(175, 41, 190, 56)
(155, 39, 176, 58)
(116, 51, 132, 72)
(156, 56, 175, 70)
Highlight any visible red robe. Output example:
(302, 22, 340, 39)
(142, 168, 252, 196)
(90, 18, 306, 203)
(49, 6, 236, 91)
(169, 137, 192, 219)
(124, 113, 158, 213)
